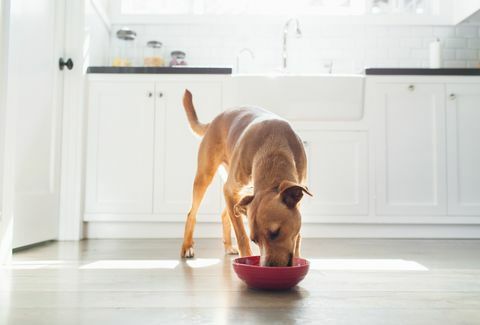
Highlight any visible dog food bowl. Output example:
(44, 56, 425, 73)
(232, 256, 309, 290)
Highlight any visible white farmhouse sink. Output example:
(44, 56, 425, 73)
(223, 74, 365, 121)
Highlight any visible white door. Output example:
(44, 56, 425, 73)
(85, 81, 155, 214)
(373, 83, 447, 216)
(446, 83, 480, 215)
(153, 82, 223, 219)
(8, 0, 66, 248)
(0, 0, 13, 262)
(298, 130, 368, 216)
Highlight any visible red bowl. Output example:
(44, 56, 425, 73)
(232, 256, 309, 290)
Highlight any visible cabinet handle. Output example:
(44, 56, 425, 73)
(147, 92, 153, 98)
(158, 92, 163, 98)
(449, 93, 456, 100)
(408, 85, 415, 91)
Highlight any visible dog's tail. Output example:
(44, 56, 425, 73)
(182, 89, 209, 137)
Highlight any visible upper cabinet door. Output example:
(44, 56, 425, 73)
(85, 81, 155, 214)
(373, 83, 447, 216)
(446, 83, 480, 216)
(153, 82, 223, 217)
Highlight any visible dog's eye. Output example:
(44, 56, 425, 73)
(268, 229, 280, 241)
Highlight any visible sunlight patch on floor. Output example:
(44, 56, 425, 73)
(186, 258, 221, 268)
(308, 259, 428, 271)
(79, 260, 180, 270)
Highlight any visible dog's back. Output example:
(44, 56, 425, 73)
(183, 90, 305, 174)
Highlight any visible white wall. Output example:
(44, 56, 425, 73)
(108, 22, 480, 73)
(85, 0, 111, 66)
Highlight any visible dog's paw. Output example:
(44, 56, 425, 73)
(181, 246, 195, 258)
(224, 246, 239, 255)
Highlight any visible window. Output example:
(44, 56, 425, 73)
(119, 0, 366, 16)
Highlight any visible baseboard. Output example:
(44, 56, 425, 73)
(85, 222, 480, 239)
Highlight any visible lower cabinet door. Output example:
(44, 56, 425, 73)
(153, 81, 223, 218)
(373, 83, 447, 216)
(297, 130, 368, 216)
(85, 81, 155, 214)
(446, 83, 480, 215)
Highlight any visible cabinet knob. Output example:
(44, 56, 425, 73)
(158, 92, 163, 98)
(302, 140, 308, 146)
(147, 92, 153, 98)
(408, 85, 415, 91)
(449, 93, 456, 100)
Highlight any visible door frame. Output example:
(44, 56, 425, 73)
(58, 0, 87, 240)
(0, 0, 13, 265)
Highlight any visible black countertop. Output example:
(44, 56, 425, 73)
(365, 68, 480, 76)
(87, 66, 232, 74)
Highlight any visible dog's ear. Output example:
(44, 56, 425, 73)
(279, 180, 312, 209)
(234, 195, 254, 217)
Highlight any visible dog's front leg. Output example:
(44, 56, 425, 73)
(294, 234, 302, 258)
(221, 208, 239, 255)
(224, 187, 252, 257)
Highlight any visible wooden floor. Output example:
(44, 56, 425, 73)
(1, 238, 480, 324)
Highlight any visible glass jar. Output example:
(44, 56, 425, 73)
(112, 27, 137, 67)
(169, 51, 187, 66)
(144, 41, 165, 67)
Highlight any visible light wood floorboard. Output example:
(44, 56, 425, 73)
(1, 239, 480, 324)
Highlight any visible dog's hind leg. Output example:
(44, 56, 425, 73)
(181, 143, 220, 258)
(221, 208, 238, 255)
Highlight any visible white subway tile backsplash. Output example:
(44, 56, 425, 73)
(442, 49, 456, 60)
(410, 48, 429, 59)
(433, 27, 455, 38)
(468, 39, 480, 49)
(400, 38, 422, 48)
(443, 60, 467, 68)
(365, 48, 388, 59)
(397, 59, 423, 68)
(387, 26, 412, 37)
(444, 38, 468, 49)
(456, 26, 478, 38)
(365, 26, 388, 37)
(467, 60, 480, 68)
(456, 49, 478, 60)
(388, 48, 411, 59)
(412, 27, 433, 37)
(110, 22, 480, 73)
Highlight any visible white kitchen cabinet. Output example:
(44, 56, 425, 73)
(153, 81, 223, 216)
(373, 83, 447, 216)
(298, 130, 368, 216)
(85, 81, 155, 214)
(446, 83, 480, 215)
(85, 78, 223, 219)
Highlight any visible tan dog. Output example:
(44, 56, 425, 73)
(180, 90, 312, 266)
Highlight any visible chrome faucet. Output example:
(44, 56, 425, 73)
(236, 48, 255, 73)
(282, 18, 302, 71)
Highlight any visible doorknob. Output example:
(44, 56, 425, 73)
(59, 58, 74, 70)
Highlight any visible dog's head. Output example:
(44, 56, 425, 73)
(235, 180, 312, 267)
